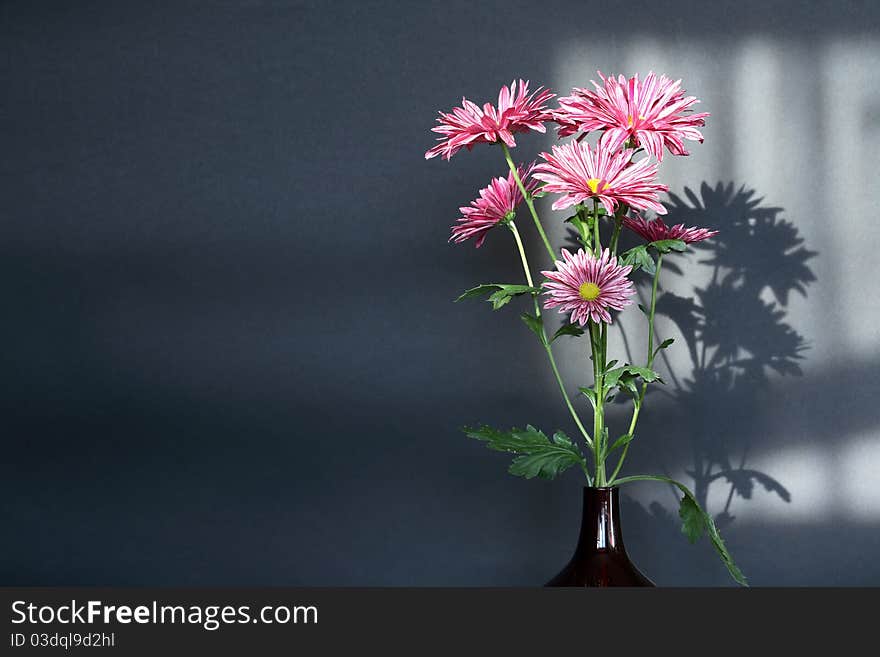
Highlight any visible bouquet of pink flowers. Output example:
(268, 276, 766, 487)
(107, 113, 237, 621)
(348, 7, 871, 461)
(426, 73, 746, 585)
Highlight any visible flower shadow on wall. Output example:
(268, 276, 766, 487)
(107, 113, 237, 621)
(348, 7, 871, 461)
(567, 182, 817, 572)
(656, 182, 816, 523)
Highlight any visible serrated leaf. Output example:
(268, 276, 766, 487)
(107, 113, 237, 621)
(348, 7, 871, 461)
(520, 313, 546, 343)
(455, 283, 541, 308)
(615, 474, 747, 586)
(603, 365, 664, 396)
(622, 365, 663, 383)
(678, 490, 746, 586)
(679, 494, 705, 542)
(619, 245, 643, 266)
(488, 290, 513, 309)
(704, 514, 747, 586)
(620, 245, 657, 275)
(649, 239, 687, 254)
(464, 424, 585, 480)
(550, 322, 585, 342)
(463, 425, 540, 452)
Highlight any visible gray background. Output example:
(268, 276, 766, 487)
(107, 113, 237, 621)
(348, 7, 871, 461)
(2, 0, 878, 585)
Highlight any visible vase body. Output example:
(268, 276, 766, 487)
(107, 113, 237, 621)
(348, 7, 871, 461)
(546, 486, 654, 587)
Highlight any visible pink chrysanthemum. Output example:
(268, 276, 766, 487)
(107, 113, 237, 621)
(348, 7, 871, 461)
(425, 80, 555, 161)
(623, 214, 718, 244)
(554, 71, 709, 161)
(542, 248, 635, 325)
(533, 142, 668, 215)
(451, 164, 537, 247)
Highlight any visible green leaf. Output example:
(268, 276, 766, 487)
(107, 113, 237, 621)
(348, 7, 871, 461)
(622, 365, 663, 383)
(620, 245, 656, 275)
(678, 492, 746, 586)
(602, 366, 626, 390)
(654, 337, 675, 356)
(707, 525, 746, 586)
(640, 252, 657, 275)
(456, 284, 499, 301)
(520, 313, 546, 344)
(638, 303, 649, 316)
(603, 365, 664, 396)
(488, 290, 513, 309)
(619, 245, 641, 265)
(531, 190, 547, 199)
(463, 424, 542, 452)
(679, 494, 705, 542)
(565, 214, 592, 250)
(648, 239, 687, 254)
(608, 433, 633, 452)
(618, 377, 639, 398)
(550, 322, 585, 342)
(464, 425, 586, 480)
(455, 283, 541, 309)
(615, 475, 748, 586)
(578, 387, 598, 409)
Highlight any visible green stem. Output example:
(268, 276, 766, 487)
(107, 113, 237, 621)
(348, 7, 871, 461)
(601, 323, 607, 374)
(609, 215, 623, 255)
(501, 143, 555, 261)
(509, 221, 536, 289)
(608, 252, 664, 485)
(546, 341, 594, 452)
(587, 198, 608, 484)
(589, 321, 605, 485)
(646, 253, 663, 365)
(509, 222, 593, 451)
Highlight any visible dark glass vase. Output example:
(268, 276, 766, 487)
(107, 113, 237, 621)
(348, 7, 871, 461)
(546, 486, 654, 587)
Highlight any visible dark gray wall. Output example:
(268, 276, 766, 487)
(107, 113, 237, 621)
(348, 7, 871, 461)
(2, 0, 878, 585)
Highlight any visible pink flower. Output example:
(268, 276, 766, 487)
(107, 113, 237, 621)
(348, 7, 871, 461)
(554, 71, 709, 160)
(542, 248, 635, 325)
(533, 142, 668, 215)
(425, 80, 555, 161)
(623, 214, 718, 244)
(451, 165, 536, 247)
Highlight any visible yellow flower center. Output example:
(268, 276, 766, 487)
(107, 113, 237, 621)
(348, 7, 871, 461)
(578, 281, 601, 301)
(626, 114, 646, 127)
(586, 178, 610, 195)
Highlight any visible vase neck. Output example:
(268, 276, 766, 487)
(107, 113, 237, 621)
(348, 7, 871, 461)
(576, 487, 626, 552)
(546, 486, 653, 586)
